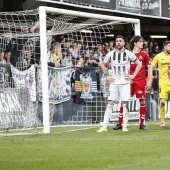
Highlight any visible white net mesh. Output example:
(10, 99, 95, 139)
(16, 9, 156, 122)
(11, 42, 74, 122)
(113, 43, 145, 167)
(0, 8, 138, 135)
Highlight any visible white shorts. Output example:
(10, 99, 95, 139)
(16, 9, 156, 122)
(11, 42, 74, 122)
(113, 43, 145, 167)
(107, 84, 130, 102)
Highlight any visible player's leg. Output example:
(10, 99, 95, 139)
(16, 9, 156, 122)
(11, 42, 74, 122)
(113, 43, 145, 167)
(159, 84, 169, 127)
(121, 102, 129, 131)
(133, 80, 147, 129)
(119, 84, 131, 131)
(113, 103, 123, 130)
(139, 99, 147, 130)
(113, 83, 134, 130)
(97, 84, 119, 132)
(159, 98, 166, 127)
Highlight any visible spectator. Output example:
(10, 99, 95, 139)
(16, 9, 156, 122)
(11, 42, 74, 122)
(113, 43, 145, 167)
(47, 44, 60, 68)
(0, 30, 13, 63)
(108, 41, 114, 51)
(62, 52, 73, 67)
(10, 21, 40, 69)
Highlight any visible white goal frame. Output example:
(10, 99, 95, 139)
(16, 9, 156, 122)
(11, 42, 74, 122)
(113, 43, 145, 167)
(39, 6, 141, 133)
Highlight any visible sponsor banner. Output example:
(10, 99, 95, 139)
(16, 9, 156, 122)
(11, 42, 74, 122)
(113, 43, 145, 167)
(0, 88, 38, 128)
(38, 66, 72, 104)
(161, 0, 170, 17)
(63, 0, 116, 9)
(116, 0, 160, 16)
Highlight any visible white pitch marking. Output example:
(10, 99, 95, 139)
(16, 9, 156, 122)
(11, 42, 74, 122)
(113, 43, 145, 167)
(56, 126, 97, 133)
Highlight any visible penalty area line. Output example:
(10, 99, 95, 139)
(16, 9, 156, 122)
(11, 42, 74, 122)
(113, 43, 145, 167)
(56, 126, 97, 134)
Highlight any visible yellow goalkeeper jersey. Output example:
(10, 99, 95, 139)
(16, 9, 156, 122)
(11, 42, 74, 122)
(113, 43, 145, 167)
(151, 51, 170, 85)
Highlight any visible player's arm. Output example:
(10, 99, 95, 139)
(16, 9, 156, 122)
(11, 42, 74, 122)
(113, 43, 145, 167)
(146, 64, 152, 90)
(151, 55, 158, 68)
(98, 53, 115, 83)
(98, 62, 114, 83)
(29, 21, 39, 33)
(125, 58, 142, 81)
(131, 59, 142, 79)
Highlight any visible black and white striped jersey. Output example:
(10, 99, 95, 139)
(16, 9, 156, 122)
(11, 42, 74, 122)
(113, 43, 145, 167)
(103, 49, 137, 84)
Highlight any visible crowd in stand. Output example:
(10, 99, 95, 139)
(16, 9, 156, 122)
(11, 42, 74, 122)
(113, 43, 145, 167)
(0, 30, 162, 93)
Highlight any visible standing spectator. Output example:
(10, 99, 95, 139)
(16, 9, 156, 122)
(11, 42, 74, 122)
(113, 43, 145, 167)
(97, 44, 104, 59)
(78, 57, 84, 66)
(10, 21, 40, 69)
(143, 41, 149, 53)
(97, 35, 142, 132)
(0, 30, 13, 63)
(47, 44, 60, 68)
(55, 42, 62, 61)
(113, 35, 152, 131)
(77, 43, 83, 58)
(69, 43, 78, 65)
(102, 42, 109, 55)
(152, 44, 161, 56)
(108, 41, 114, 51)
(62, 52, 73, 67)
(148, 41, 154, 56)
(151, 41, 170, 127)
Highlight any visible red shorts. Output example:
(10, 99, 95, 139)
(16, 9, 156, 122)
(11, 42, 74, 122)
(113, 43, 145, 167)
(131, 79, 146, 99)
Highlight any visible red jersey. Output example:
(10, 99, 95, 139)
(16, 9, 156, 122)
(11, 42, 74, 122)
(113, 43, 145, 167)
(130, 50, 150, 81)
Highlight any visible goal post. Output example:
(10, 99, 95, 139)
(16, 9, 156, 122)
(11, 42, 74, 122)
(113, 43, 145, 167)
(39, 6, 141, 133)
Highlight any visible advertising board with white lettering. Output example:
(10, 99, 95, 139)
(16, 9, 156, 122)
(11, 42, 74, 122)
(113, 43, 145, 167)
(0, 88, 38, 128)
(63, 0, 116, 9)
(116, 0, 160, 16)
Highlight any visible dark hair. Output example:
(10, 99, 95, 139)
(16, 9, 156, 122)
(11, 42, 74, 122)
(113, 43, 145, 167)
(115, 35, 125, 41)
(163, 41, 170, 47)
(49, 44, 56, 51)
(130, 35, 143, 49)
(5, 30, 11, 33)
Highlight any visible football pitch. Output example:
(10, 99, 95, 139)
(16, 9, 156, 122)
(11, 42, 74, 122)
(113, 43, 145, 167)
(0, 121, 170, 170)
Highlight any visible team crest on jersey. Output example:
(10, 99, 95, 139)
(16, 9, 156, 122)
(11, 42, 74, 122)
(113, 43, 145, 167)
(123, 56, 128, 60)
(139, 56, 143, 60)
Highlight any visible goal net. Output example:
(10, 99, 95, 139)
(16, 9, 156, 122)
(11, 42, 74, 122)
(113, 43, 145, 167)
(0, 7, 140, 135)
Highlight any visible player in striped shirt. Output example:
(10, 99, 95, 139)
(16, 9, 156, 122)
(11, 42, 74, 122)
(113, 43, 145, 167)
(97, 35, 142, 132)
(113, 35, 152, 131)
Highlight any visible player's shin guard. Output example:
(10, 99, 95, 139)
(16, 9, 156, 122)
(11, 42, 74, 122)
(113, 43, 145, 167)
(118, 104, 123, 125)
(160, 100, 165, 123)
(122, 103, 129, 128)
(103, 103, 113, 129)
(139, 103, 146, 125)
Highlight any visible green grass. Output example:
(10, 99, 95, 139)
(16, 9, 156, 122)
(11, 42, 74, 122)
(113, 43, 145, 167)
(0, 121, 170, 170)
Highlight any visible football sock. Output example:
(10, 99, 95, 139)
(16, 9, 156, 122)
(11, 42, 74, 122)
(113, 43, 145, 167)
(103, 103, 113, 129)
(118, 103, 123, 125)
(122, 103, 129, 128)
(160, 100, 165, 123)
(139, 103, 146, 125)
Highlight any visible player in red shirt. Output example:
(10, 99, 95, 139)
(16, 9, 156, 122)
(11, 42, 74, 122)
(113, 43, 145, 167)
(113, 35, 152, 131)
